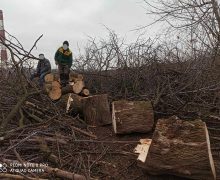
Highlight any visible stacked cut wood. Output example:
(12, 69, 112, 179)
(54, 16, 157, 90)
(44, 73, 112, 126)
(44, 72, 90, 100)
(137, 116, 216, 180)
(112, 100, 154, 134)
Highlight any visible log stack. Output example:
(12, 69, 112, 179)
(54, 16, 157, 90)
(138, 116, 216, 180)
(112, 100, 154, 134)
(44, 73, 89, 101)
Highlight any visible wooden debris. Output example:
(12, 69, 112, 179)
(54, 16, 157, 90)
(112, 100, 154, 134)
(138, 116, 216, 180)
(134, 139, 152, 163)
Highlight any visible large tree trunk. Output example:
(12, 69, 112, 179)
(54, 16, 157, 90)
(81, 94, 111, 126)
(112, 100, 154, 134)
(139, 116, 216, 180)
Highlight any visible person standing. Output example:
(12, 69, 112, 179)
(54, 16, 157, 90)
(30, 53, 51, 87)
(54, 41, 73, 87)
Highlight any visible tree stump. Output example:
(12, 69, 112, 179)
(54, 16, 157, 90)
(139, 116, 216, 180)
(112, 100, 154, 134)
(81, 94, 111, 126)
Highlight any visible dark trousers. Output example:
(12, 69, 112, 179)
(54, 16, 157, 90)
(58, 64, 70, 86)
(30, 71, 50, 87)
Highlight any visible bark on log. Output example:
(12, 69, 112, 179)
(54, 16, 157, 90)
(112, 100, 154, 134)
(139, 116, 216, 180)
(81, 94, 111, 126)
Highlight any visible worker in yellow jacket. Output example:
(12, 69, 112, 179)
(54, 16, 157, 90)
(54, 41, 73, 87)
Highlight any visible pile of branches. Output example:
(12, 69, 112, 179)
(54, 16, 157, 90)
(73, 31, 220, 119)
(0, 30, 220, 179)
(0, 33, 145, 180)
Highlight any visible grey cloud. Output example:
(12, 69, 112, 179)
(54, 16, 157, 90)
(1, 0, 158, 68)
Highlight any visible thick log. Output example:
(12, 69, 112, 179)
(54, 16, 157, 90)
(44, 73, 59, 83)
(81, 94, 111, 126)
(72, 80, 85, 94)
(112, 100, 154, 134)
(47, 80, 85, 101)
(48, 81, 62, 100)
(139, 116, 216, 180)
(69, 72, 83, 82)
(44, 73, 54, 82)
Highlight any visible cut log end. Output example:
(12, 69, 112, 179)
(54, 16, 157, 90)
(48, 81, 62, 100)
(72, 80, 85, 94)
(80, 88, 90, 97)
(44, 73, 54, 82)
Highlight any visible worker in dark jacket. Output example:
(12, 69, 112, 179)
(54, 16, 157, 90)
(30, 54, 51, 87)
(54, 41, 73, 87)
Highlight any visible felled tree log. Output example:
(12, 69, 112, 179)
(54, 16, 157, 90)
(81, 94, 111, 126)
(80, 88, 90, 97)
(44, 73, 54, 82)
(139, 116, 216, 180)
(72, 80, 85, 94)
(69, 72, 83, 82)
(46, 80, 85, 101)
(112, 100, 154, 134)
(44, 73, 59, 82)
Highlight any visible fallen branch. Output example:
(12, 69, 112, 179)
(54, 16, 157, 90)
(0, 173, 47, 180)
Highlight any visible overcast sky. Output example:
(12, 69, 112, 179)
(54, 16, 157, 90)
(1, 0, 158, 67)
